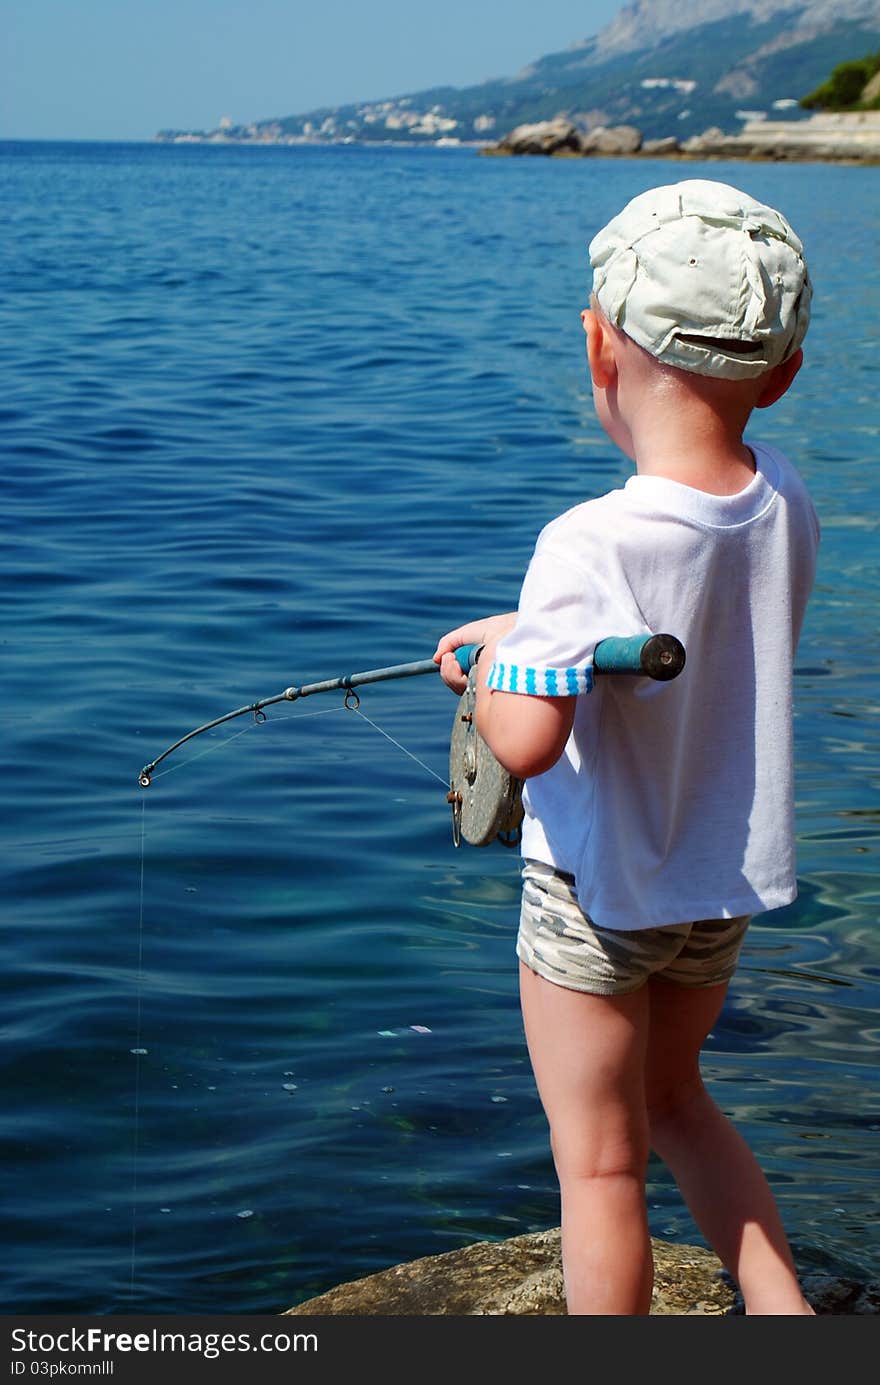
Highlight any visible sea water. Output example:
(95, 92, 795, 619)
(1, 141, 878, 1313)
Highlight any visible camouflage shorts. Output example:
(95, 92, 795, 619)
(517, 860, 750, 997)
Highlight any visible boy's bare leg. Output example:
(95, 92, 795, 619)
(519, 961, 653, 1314)
(645, 974, 814, 1315)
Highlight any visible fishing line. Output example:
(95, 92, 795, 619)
(130, 795, 146, 1301)
(149, 703, 348, 781)
(128, 697, 419, 1300)
(349, 704, 449, 788)
(148, 720, 257, 781)
(137, 655, 453, 787)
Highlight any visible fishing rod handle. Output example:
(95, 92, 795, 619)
(453, 644, 484, 673)
(454, 633, 685, 681)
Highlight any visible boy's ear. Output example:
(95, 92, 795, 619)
(582, 308, 617, 389)
(755, 348, 803, 409)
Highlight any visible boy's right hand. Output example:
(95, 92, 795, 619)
(432, 613, 518, 695)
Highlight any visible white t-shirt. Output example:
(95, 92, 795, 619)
(487, 441, 819, 931)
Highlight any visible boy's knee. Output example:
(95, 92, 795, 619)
(646, 1074, 706, 1134)
(550, 1125, 649, 1184)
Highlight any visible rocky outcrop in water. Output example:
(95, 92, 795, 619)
(485, 111, 880, 162)
(490, 120, 644, 156)
(492, 118, 588, 155)
(284, 1228, 880, 1316)
(583, 124, 643, 154)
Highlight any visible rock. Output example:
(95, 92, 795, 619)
(675, 114, 880, 164)
(798, 1275, 880, 1314)
(285, 1230, 731, 1316)
(680, 126, 731, 154)
(494, 118, 583, 156)
(283, 1227, 880, 1316)
(641, 136, 681, 155)
(489, 120, 643, 158)
(861, 70, 880, 105)
(285, 1228, 566, 1317)
(589, 124, 643, 155)
(741, 112, 880, 161)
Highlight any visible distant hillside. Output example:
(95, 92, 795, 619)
(157, 0, 880, 146)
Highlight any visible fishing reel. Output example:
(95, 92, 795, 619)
(447, 665, 524, 848)
(444, 633, 686, 849)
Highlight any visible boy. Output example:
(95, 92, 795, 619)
(434, 180, 819, 1315)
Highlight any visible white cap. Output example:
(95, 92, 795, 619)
(589, 180, 812, 380)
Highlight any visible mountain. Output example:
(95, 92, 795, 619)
(156, 0, 880, 146)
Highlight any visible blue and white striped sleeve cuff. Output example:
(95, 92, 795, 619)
(486, 661, 594, 696)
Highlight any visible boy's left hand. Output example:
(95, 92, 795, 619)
(433, 613, 518, 695)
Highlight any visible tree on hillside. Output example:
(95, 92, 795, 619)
(801, 52, 880, 110)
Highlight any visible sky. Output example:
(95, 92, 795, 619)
(2, 0, 628, 141)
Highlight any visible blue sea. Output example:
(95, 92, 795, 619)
(2, 140, 878, 1315)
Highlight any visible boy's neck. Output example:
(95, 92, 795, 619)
(630, 402, 757, 497)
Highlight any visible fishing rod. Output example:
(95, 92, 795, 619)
(137, 633, 685, 788)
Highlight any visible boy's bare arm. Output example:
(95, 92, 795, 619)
(474, 630, 576, 781)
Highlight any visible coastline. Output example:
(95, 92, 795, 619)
(152, 134, 494, 150)
(144, 113, 880, 165)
